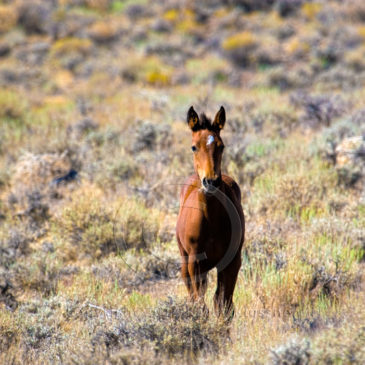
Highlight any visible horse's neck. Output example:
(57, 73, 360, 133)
(198, 187, 226, 219)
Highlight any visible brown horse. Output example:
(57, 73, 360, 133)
(176, 106, 245, 319)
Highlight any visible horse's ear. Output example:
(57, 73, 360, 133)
(187, 106, 200, 131)
(212, 106, 226, 132)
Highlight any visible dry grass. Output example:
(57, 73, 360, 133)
(0, 0, 365, 363)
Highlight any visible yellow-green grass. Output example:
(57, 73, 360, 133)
(0, 0, 364, 363)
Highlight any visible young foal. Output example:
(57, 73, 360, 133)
(176, 106, 245, 319)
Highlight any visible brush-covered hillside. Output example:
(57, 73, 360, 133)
(0, 0, 365, 363)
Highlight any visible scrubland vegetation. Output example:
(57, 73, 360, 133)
(0, 0, 365, 363)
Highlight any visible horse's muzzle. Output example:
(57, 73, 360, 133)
(202, 176, 221, 192)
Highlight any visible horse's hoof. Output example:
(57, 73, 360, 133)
(225, 308, 235, 324)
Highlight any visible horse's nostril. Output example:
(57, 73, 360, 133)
(202, 178, 221, 190)
(212, 178, 221, 187)
(202, 178, 213, 186)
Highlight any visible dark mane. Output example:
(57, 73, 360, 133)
(199, 113, 213, 130)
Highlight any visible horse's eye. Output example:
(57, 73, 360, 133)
(191, 146, 197, 152)
(221, 145, 225, 150)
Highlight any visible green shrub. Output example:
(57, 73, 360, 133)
(0, 90, 27, 123)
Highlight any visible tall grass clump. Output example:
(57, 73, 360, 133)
(53, 184, 163, 260)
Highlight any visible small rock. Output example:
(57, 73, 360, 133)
(69, 117, 98, 136)
(336, 136, 365, 167)
(17, 1, 51, 34)
(276, 0, 303, 17)
(14, 41, 50, 65)
(52, 169, 78, 186)
(87, 21, 120, 43)
(151, 19, 172, 33)
(42, 241, 55, 253)
(125, 4, 148, 20)
(0, 42, 10, 57)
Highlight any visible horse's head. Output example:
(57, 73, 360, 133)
(187, 106, 226, 193)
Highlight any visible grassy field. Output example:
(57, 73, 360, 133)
(0, 0, 365, 363)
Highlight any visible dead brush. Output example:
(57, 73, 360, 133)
(91, 252, 179, 292)
(262, 175, 325, 220)
(91, 297, 228, 359)
(290, 92, 346, 128)
(10, 152, 72, 190)
(8, 152, 74, 217)
(13, 258, 59, 296)
(0, 228, 30, 267)
(310, 303, 365, 364)
(0, 89, 27, 121)
(309, 265, 348, 300)
(0, 0, 365, 364)
(17, 1, 51, 34)
(16, 190, 50, 227)
(269, 337, 310, 365)
(0, 279, 17, 311)
(253, 260, 314, 317)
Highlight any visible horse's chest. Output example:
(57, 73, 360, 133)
(178, 190, 233, 247)
(183, 209, 231, 244)
(204, 213, 231, 242)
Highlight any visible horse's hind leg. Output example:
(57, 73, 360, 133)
(214, 254, 241, 321)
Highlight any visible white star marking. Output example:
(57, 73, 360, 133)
(207, 135, 214, 146)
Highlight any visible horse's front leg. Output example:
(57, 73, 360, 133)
(177, 239, 194, 299)
(188, 258, 208, 308)
(214, 254, 241, 321)
(181, 256, 193, 299)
